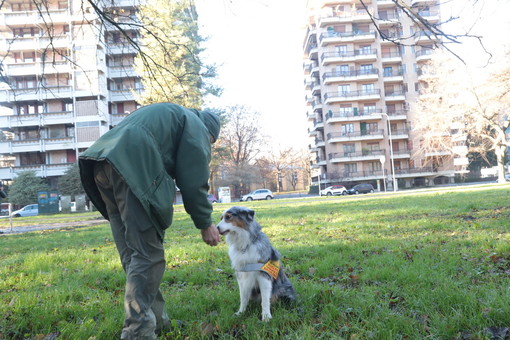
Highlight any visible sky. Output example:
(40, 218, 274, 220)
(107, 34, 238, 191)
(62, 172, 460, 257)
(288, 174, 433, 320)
(194, 0, 510, 151)
(195, 0, 308, 150)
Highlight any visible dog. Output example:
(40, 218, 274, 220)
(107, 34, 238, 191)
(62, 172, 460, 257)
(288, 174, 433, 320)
(217, 206, 296, 321)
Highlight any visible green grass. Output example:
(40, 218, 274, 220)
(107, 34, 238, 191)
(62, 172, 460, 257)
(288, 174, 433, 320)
(1, 185, 510, 339)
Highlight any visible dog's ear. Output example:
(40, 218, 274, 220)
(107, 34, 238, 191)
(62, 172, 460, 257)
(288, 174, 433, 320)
(243, 208, 255, 221)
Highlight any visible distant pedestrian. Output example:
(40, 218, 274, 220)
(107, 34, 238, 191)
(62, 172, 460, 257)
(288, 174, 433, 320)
(79, 103, 221, 339)
(0, 181, 7, 198)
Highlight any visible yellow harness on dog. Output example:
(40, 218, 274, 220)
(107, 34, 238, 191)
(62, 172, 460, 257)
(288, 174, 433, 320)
(240, 260, 280, 280)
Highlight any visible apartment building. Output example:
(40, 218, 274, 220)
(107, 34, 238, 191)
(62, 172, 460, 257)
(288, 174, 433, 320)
(0, 0, 141, 187)
(304, 0, 456, 191)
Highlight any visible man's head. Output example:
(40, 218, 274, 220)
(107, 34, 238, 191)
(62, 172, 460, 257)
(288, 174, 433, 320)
(200, 109, 221, 144)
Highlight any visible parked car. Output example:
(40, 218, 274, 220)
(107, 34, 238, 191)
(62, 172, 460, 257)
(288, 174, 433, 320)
(320, 185, 347, 196)
(207, 194, 218, 203)
(240, 189, 273, 201)
(347, 183, 375, 195)
(11, 204, 39, 217)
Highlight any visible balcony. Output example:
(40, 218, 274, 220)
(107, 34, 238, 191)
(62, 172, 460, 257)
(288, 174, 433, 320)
(318, 9, 371, 27)
(416, 48, 434, 62)
(321, 48, 377, 65)
(377, 0, 397, 7)
(384, 91, 405, 102)
(0, 35, 71, 52)
(392, 148, 411, 159)
(107, 43, 138, 55)
(311, 81, 321, 95)
(418, 11, 440, 23)
(381, 51, 402, 63)
(414, 31, 440, 44)
(312, 99, 323, 112)
(109, 89, 138, 102)
(382, 68, 404, 82)
(323, 170, 385, 182)
(0, 9, 69, 26)
(313, 119, 324, 131)
(306, 110, 315, 121)
(315, 137, 326, 148)
(378, 12, 400, 26)
(322, 68, 379, 85)
(0, 136, 75, 154)
(108, 65, 138, 78)
(394, 167, 435, 178)
(412, 0, 437, 5)
(386, 110, 408, 120)
(379, 32, 403, 45)
(104, 15, 141, 32)
(326, 108, 383, 123)
(324, 89, 381, 104)
(0, 111, 73, 128)
(319, 30, 376, 46)
(327, 129, 385, 143)
(0, 85, 73, 103)
(0, 162, 75, 180)
(312, 156, 327, 168)
(308, 62, 320, 76)
(5, 60, 72, 77)
(389, 128, 409, 140)
(329, 149, 386, 163)
(110, 113, 129, 126)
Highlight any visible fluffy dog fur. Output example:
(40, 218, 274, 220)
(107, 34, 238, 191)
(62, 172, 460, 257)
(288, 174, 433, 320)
(217, 206, 296, 321)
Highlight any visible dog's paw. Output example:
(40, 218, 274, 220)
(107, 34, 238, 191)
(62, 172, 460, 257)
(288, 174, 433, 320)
(234, 310, 244, 317)
(261, 313, 272, 322)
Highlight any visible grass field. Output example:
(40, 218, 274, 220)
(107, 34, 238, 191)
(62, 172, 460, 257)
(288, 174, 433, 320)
(1, 185, 510, 339)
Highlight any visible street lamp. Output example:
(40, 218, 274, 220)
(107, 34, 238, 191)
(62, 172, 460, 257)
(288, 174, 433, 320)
(379, 155, 387, 192)
(381, 112, 397, 192)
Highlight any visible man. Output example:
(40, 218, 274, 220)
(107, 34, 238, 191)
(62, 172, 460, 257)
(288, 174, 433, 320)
(79, 103, 221, 340)
(0, 181, 6, 198)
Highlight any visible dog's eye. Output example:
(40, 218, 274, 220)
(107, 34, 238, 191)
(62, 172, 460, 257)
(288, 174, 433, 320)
(224, 213, 232, 221)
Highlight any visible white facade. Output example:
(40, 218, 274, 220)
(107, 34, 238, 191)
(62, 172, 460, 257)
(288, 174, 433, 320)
(0, 0, 141, 185)
(304, 0, 456, 190)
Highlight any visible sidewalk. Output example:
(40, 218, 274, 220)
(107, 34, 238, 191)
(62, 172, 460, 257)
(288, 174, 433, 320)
(0, 217, 107, 235)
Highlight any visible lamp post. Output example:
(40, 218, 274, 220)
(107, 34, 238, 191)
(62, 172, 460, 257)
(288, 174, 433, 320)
(381, 112, 397, 192)
(379, 155, 387, 192)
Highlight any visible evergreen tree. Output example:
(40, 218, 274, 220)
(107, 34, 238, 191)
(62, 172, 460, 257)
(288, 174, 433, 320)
(9, 171, 49, 206)
(134, 0, 219, 107)
(58, 163, 85, 200)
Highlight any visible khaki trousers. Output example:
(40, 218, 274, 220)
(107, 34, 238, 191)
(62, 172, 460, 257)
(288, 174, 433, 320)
(93, 161, 169, 339)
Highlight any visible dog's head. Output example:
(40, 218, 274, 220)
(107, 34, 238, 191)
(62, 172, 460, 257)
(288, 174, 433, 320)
(217, 206, 256, 236)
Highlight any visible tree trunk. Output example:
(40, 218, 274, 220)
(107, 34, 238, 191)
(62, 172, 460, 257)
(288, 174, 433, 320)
(496, 144, 507, 184)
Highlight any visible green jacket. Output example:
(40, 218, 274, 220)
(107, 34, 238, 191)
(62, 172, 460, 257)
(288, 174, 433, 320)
(79, 103, 213, 236)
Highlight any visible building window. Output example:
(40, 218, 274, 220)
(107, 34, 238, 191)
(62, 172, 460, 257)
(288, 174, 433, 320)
(343, 143, 355, 155)
(341, 123, 354, 135)
(345, 163, 357, 175)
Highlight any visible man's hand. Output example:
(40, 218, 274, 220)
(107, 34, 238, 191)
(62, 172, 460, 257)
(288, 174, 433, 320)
(201, 224, 220, 246)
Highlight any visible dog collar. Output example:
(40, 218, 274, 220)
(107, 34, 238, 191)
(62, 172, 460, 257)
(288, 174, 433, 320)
(240, 260, 280, 280)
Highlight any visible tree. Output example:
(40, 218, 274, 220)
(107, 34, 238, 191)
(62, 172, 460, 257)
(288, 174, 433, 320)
(256, 147, 298, 192)
(9, 171, 49, 206)
(58, 163, 85, 200)
(412, 52, 510, 183)
(207, 107, 229, 195)
(217, 105, 266, 197)
(134, 0, 219, 106)
(357, 0, 499, 63)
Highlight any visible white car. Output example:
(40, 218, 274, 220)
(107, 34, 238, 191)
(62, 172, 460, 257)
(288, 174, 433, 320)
(320, 185, 347, 196)
(11, 204, 39, 217)
(240, 189, 274, 201)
